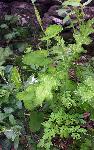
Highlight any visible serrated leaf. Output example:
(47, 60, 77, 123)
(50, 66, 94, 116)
(23, 50, 51, 66)
(41, 25, 62, 40)
(17, 75, 57, 110)
(35, 75, 57, 105)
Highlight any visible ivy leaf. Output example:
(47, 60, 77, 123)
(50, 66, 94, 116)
(23, 50, 52, 67)
(4, 130, 16, 141)
(4, 126, 21, 141)
(5, 15, 18, 23)
(0, 112, 6, 122)
(29, 111, 44, 132)
(0, 47, 12, 66)
(5, 15, 14, 21)
(0, 24, 8, 29)
(9, 114, 16, 125)
(4, 107, 14, 114)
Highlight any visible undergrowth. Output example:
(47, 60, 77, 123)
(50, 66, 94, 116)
(1, 0, 94, 150)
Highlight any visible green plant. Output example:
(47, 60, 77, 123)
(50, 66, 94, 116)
(1, 2, 94, 149)
(0, 65, 23, 149)
(16, 16, 94, 150)
(57, 0, 93, 28)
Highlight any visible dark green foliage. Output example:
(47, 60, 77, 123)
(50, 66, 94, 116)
(29, 111, 44, 132)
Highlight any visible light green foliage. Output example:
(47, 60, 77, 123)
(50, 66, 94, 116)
(41, 24, 62, 40)
(1, 6, 94, 150)
(16, 19, 94, 149)
(63, 0, 81, 7)
(17, 74, 57, 109)
(36, 74, 57, 105)
(61, 91, 76, 109)
(23, 50, 52, 67)
(77, 76, 94, 106)
(38, 109, 86, 149)
(10, 67, 21, 89)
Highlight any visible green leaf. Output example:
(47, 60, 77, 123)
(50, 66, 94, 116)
(9, 114, 16, 125)
(63, 1, 81, 6)
(17, 74, 57, 110)
(41, 25, 62, 40)
(35, 75, 57, 105)
(0, 112, 6, 122)
(63, 15, 70, 24)
(0, 89, 10, 105)
(5, 15, 18, 23)
(57, 9, 67, 17)
(4, 32, 18, 40)
(23, 50, 52, 67)
(29, 111, 44, 132)
(0, 24, 8, 29)
(11, 67, 21, 89)
(0, 47, 12, 66)
(17, 85, 36, 110)
(4, 107, 14, 114)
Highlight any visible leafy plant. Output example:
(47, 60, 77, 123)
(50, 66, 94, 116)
(1, 1, 94, 149)
(0, 62, 23, 149)
(16, 16, 94, 150)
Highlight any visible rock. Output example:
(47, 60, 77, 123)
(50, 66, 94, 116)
(84, 7, 94, 20)
(1, 0, 31, 2)
(0, 2, 9, 19)
(10, 1, 40, 29)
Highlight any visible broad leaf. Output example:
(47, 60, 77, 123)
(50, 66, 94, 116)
(17, 85, 36, 110)
(23, 50, 51, 66)
(41, 25, 62, 40)
(29, 111, 44, 132)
